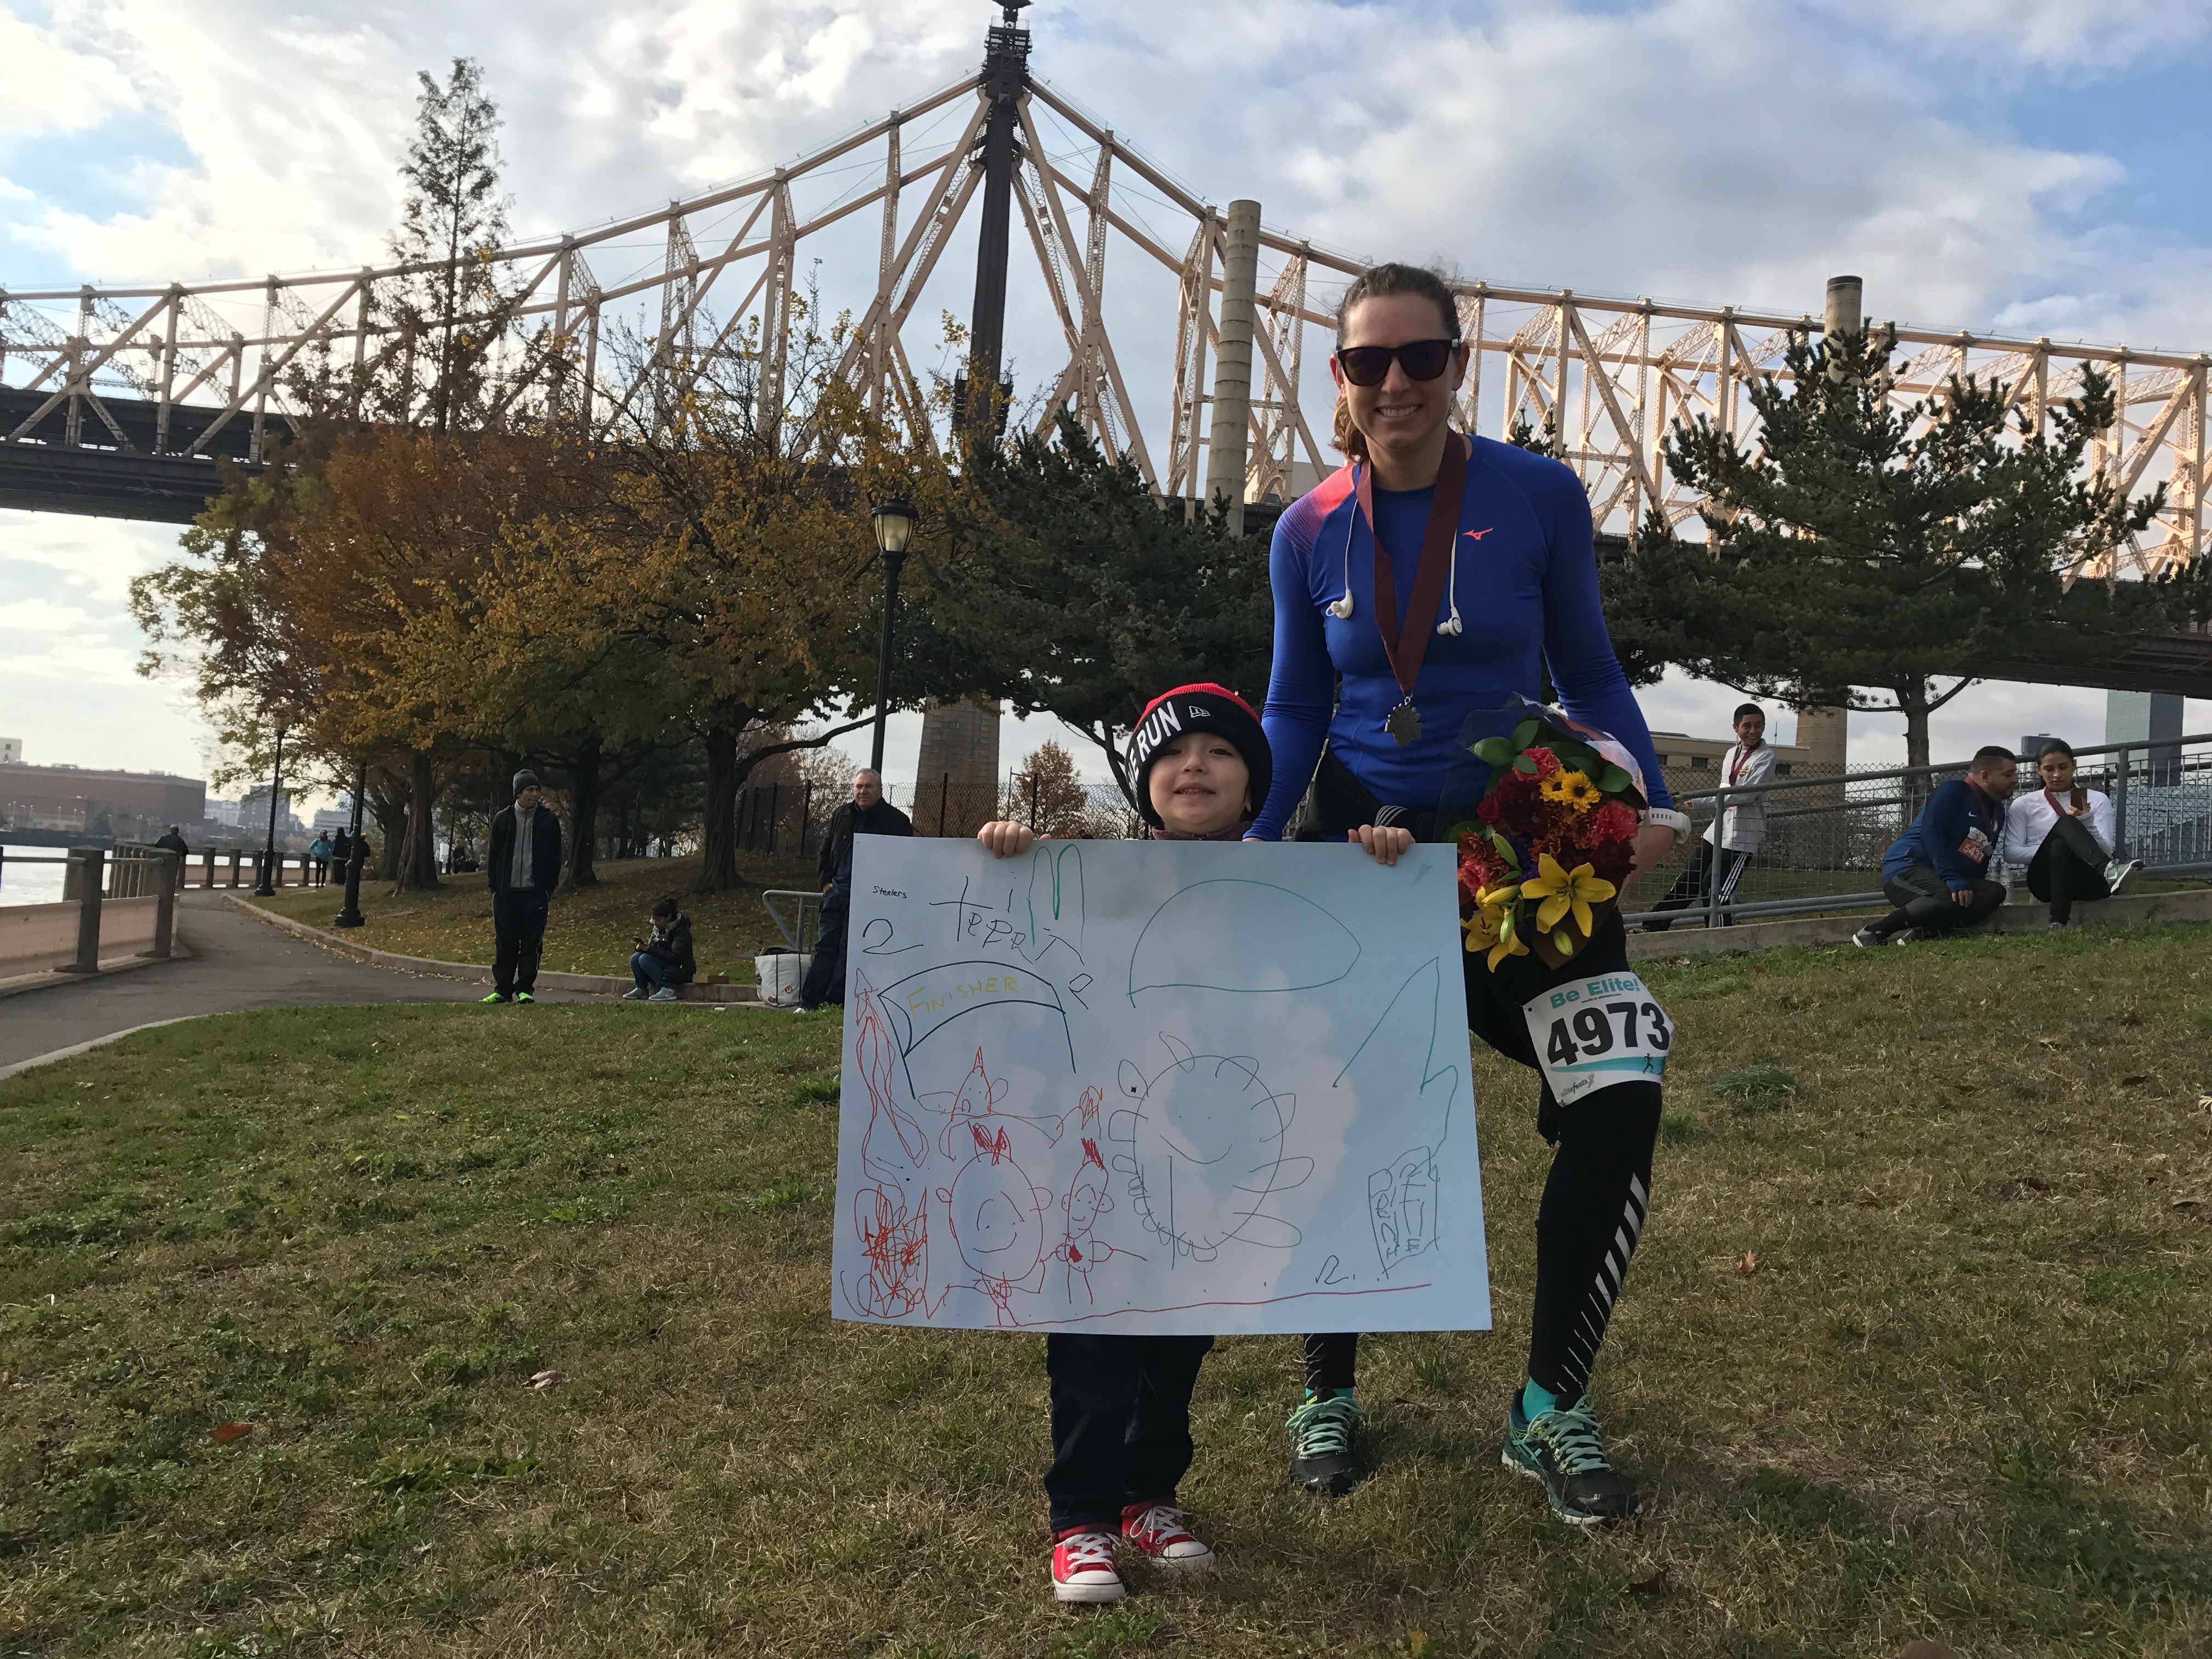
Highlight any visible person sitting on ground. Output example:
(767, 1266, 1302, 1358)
(975, 683, 1414, 1607)
(307, 832, 332, 885)
(2001, 738, 2142, 930)
(1854, 744, 2018, 947)
(627, 896, 696, 1002)
(1644, 703, 1774, 930)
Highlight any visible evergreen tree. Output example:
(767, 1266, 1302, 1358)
(1619, 329, 2176, 771)
(928, 416, 1272, 805)
(388, 58, 515, 433)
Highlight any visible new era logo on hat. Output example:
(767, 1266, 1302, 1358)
(1125, 683, 1272, 829)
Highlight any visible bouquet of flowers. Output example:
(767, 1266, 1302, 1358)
(1452, 708, 1649, 970)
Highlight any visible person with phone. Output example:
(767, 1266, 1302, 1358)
(2001, 739, 2141, 929)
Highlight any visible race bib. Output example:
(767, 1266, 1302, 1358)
(1522, 972, 1672, 1108)
(1957, 826, 1991, 865)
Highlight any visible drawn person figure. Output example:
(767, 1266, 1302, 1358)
(1249, 264, 1687, 1523)
(1057, 1139, 1142, 1304)
(975, 682, 1410, 1605)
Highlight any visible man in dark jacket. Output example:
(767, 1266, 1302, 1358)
(485, 770, 563, 1003)
(800, 769, 914, 1009)
(154, 825, 190, 889)
(1854, 746, 2018, 946)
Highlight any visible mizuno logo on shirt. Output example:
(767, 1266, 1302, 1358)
(1463, 528, 1492, 542)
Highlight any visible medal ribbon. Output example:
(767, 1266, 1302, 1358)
(1356, 431, 1469, 704)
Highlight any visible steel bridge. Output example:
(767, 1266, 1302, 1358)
(4, 4, 2208, 690)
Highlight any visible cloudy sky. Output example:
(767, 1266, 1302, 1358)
(4, 0, 2210, 796)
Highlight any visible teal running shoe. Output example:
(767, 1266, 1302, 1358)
(1286, 1389, 1369, 1497)
(1502, 1390, 1642, 1526)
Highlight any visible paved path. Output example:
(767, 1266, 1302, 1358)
(0, 891, 589, 1070)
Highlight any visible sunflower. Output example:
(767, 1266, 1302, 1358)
(1537, 770, 1602, 814)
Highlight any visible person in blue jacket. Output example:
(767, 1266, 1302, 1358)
(1854, 746, 2018, 946)
(1252, 262, 1691, 1526)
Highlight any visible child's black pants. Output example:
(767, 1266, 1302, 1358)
(1044, 1333, 1213, 1533)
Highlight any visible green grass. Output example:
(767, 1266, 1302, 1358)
(247, 853, 823, 980)
(3, 926, 2210, 1655)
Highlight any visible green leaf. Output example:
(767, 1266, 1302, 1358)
(1596, 764, 1634, 793)
(1471, 737, 1515, 765)
(1512, 754, 1538, 775)
(1441, 819, 1480, 842)
(1510, 718, 1541, 751)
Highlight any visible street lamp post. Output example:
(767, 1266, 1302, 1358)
(334, 758, 368, 928)
(253, 727, 287, 896)
(868, 499, 916, 775)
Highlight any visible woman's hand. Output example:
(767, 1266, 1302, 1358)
(975, 821, 1038, 859)
(1627, 823, 1677, 884)
(1349, 825, 1414, 867)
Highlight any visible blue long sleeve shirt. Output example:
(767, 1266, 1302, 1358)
(1882, 779, 2007, 891)
(1250, 435, 1672, 839)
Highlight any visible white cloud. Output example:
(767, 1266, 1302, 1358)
(0, 7, 139, 136)
(1819, 0, 2212, 71)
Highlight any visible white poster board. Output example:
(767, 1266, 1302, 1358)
(830, 838, 1489, 1335)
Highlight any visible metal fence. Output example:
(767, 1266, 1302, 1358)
(1625, 731, 2212, 930)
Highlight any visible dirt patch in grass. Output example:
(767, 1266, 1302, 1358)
(247, 853, 821, 980)
(2, 924, 2208, 1655)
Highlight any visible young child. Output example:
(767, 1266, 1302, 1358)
(977, 683, 1410, 1605)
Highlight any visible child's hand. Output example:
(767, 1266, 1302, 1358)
(1350, 825, 1413, 866)
(976, 821, 1037, 858)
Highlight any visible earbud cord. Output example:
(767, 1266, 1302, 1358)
(1327, 462, 1358, 619)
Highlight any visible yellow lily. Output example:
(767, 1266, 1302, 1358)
(1519, 853, 1618, 938)
(1462, 887, 1516, 956)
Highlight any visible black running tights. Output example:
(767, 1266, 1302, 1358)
(1304, 916, 1662, 1404)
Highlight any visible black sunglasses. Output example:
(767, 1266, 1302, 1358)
(1334, 337, 1462, 387)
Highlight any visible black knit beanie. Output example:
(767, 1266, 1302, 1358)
(1125, 683, 1272, 829)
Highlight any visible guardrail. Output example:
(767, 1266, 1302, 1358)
(0, 847, 181, 978)
(1623, 731, 2212, 931)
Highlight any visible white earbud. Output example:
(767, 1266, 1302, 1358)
(1329, 593, 1355, 620)
(1434, 523, 1464, 635)
(1328, 467, 1360, 622)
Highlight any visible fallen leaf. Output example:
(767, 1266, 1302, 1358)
(1629, 1567, 1669, 1595)
(1887, 990, 1903, 999)
(1998, 1175, 2051, 1200)
(1954, 1083, 1978, 1094)
(2037, 1035, 2060, 1047)
(2120, 1075, 2147, 1087)
(1669, 956, 1691, 966)
(210, 1422, 252, 1445)
(1406, 1632, 1427, 1658)
(2172, 1198, 2207, 1213)
(2119, 1011, 2142, 1026)
(1693, 1110, 1716, 1125)
(1897, 1642, 1956, 1659)
(1735, 1251, 1758, 1275)
(527, 1369, 567, 1390)
(1855, 1194, 1883, 1209)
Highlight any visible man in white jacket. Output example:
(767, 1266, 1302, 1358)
(1644, 704, 1776, 930)
(2002, 738, 2142, 928)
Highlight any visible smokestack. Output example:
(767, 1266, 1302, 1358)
(1205, 199, 1263, 535)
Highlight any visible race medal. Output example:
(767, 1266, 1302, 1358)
(1522, 971, 1672, 1109)
(1386, 700, 1423, 747)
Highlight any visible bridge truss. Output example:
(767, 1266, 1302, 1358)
(2, 57, 2205, 580)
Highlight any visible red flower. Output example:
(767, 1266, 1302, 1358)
(1589, 800, 1639, 845)
(1522, 746, 1563, 779)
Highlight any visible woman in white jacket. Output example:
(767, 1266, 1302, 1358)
(2002, 740, 2142, 928)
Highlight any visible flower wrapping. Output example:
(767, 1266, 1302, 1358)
(1451, 709, 1649, 970)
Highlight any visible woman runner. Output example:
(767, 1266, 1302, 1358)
(1249, 263, 1689, 1525)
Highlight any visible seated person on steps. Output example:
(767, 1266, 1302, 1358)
(1854, 744, 2018, 947)
(2001, 739, 2142, 930)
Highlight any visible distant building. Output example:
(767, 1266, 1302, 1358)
(239, 785, 304, 836)
(311, 793, 355, 832)
(206, 798, 244, 827)
(0, 760, 205, 838)
(0, 738, 19, 764)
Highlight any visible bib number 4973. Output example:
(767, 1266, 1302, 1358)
(1522, 972, 1672, 1108)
